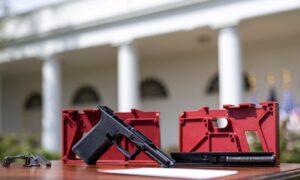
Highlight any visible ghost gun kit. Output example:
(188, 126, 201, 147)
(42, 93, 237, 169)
(62, 106, 161, 165)
(173, 102, 279, 167)
(72, 105, 175, 167)
(66, 101, 279, 167)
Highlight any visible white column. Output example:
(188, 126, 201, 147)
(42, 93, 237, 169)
(218, 26, 243, 107)
(42, 55, 62, 152)
(117, 41, 140, 111)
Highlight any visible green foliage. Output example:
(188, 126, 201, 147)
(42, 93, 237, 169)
(251, 140, 263, 152)
(0, 134, 60, 161)
(279, 120, 300, 163)
(250, 118, 300, 163)
(164, 145, 179, 154)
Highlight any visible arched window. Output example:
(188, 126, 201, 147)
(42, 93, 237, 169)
(206, 73, 251, 94)
(140, 78, 169, 100)
(72, 86, 100, 105)
(24, 93, 42, 110)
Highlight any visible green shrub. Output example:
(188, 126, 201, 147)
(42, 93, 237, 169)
(279, 120, 300, 163)
(0, 134, 60, 161)
(249, 119, 300, 163)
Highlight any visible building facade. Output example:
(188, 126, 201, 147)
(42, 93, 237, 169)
(0, 0, 300, 152)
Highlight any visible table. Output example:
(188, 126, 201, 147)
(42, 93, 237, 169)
(1, 161, 300, 179)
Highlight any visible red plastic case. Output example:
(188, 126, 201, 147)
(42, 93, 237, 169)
(62, 108, 160, 165)
(179, 102, 279, 163)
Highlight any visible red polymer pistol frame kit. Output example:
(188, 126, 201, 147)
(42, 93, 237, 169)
(62, 106, 169, 166)
(62, 101, 279, 167)
(171, 101, 279, 166)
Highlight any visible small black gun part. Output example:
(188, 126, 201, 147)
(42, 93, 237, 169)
(72, 105, 175, 167)
(31, 154, 51, 167)
(2, 154, 51, 168)
(171, 152, 276, 166)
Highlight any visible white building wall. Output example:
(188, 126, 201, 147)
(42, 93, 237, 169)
(3, 0, 188, 39)
(2, 60, 119, 134)
(2, 36, 300, 149)
(62, 61, 118, 110)
(141, 48, 219, 149)
(2, 71, 41, 133)
(244, 37, 300, 103)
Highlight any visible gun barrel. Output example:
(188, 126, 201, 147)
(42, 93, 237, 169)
(143, 143, 175, 167)
(171, 152, 276, 166)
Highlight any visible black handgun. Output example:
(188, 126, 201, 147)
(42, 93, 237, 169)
(72, 105, 175, 167)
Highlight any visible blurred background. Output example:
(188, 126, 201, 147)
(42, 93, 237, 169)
(0, 0, 299, 162)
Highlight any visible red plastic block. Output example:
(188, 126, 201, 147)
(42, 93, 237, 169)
(62, 108, 160, 165)
(179, 101, 279, 163)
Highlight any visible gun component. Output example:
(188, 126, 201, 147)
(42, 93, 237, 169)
(171, 152, 276, 166)
(62, 108, 160, 165)
(72, 105, 175, 167)
(179, 101, 279, 166)
(2, 154, 51, 168)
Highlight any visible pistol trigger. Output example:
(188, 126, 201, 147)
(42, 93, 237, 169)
(112, 139, 132, 159)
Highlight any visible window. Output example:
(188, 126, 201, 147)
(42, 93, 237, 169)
(206, 73, 251, 94)
(24, 93, 42, 110)
(72, 86, 100, 105)
(140, 78, 168, 100)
